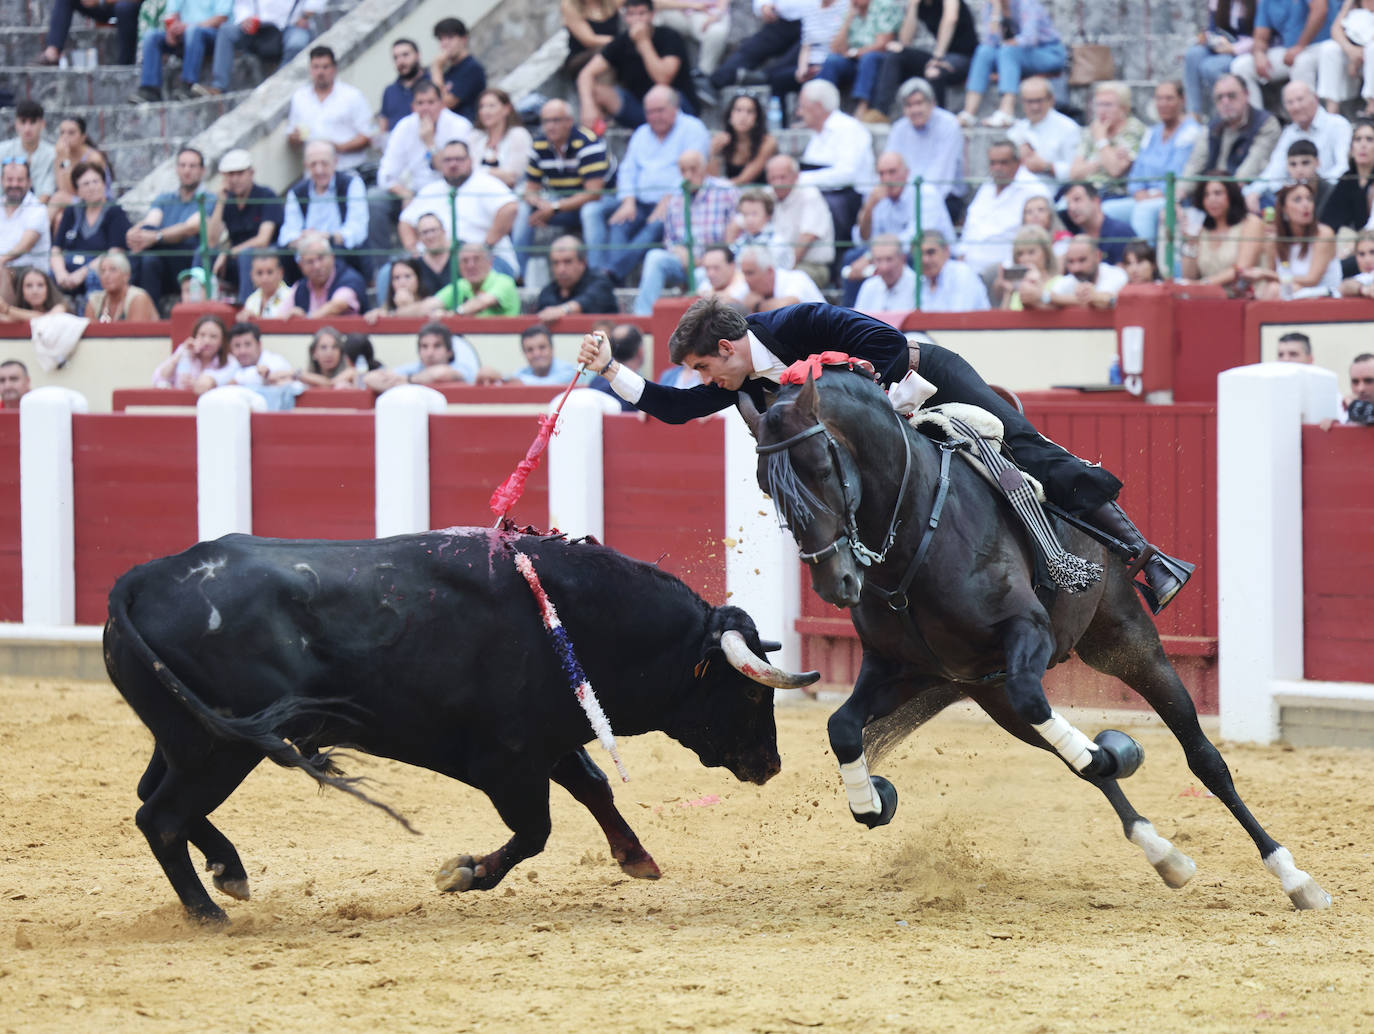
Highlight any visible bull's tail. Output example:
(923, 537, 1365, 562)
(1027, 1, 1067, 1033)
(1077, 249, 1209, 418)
(105, 578, 418, 834)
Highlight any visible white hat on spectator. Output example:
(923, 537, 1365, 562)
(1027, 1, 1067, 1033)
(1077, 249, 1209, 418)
(218, 149, 253, 173)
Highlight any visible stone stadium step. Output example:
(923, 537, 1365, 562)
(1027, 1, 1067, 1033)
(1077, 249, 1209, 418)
(0, 0, 41, 28)
(1, 26, 124, 66)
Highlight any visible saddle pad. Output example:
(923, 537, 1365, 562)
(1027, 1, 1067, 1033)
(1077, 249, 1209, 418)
(909, 404, 1046, 503)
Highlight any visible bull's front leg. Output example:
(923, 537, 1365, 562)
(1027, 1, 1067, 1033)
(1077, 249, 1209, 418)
(550, 748, 661, 879)
(827, 653, 911, 829)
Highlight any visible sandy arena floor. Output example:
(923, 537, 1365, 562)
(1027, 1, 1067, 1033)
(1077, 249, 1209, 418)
(1, 675, 1370, 1034)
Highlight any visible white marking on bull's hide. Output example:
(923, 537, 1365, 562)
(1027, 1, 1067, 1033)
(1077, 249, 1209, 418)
(206, 605, 221, 632)
(1032, 711, 1095, 771)
(839, 754, 882, 814)
(178, 558, 227, 634)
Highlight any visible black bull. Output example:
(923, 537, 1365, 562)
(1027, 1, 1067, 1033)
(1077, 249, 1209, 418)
(103, 529, 818, 923)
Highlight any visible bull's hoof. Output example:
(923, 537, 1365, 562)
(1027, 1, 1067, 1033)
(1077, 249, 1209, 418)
(1093, 730, 1144, 779)
(618, 853, 662, 880)
(1153, 847, 1197, 889)
(186, 903, 229, 926)
(435, 855, 476, 893)
(1287, 877, 1333, 911)
(852, 776, 898, 829)
(213, 875, 251, 901)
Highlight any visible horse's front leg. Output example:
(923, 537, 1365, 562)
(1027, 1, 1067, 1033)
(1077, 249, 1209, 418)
(1000, 613, 1144, 781)
(827, 652, 925, 828)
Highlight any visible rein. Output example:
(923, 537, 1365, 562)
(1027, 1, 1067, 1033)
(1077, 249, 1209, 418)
(756, 408, 913, 569)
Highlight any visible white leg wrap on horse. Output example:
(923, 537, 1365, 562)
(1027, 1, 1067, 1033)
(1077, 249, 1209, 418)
(1032, 711, 1096, 772)
(1129, 820, 1197, 889)
(839, 754, 882, 815)
(1264, 846, 1333, 910)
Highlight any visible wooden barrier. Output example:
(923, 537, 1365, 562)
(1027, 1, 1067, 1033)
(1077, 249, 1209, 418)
(1302, 425, 1374, 684)
(250, 413, 376, 541)
(0, 411, 20, 621)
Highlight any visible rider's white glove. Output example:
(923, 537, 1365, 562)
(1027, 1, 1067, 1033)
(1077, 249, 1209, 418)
(887, 370, 938, 415)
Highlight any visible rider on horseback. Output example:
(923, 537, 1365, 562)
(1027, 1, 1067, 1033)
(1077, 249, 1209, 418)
(578, 298, 1193, 613)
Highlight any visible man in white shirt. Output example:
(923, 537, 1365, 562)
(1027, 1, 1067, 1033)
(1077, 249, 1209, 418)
(398, 139, 519, 276)
(1009, 76, 1082, 190)
(914, 230, 990, 312)
(227, 321, 301, 412)
(766, 154, 835, 288)
(956, 139, 1052, 277)
(0, 161, 50, 302)
(370, 80, 472, 264)
(842, 150, 953, 306)
(854, 235, 917, 313)
(286, 45, 374, 172)
(1027, 234, 1127, 309)
(1245, 79, 1351, 208)
(737, 243, 824, 312)
(795, 78, 876, 263)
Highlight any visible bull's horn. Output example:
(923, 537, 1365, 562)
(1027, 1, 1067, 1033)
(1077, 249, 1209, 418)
(720, 630, 821, 689)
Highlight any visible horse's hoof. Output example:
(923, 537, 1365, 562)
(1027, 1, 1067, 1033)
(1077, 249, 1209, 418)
(435, 855, 476, 893)
(1153, 847, 1197, 889)
(1094, 730, 1144, 779)
(213, 875, 251, 901)
(853, 776, 898, 828)
(1287, 877, 1332, 911)
(187, 904, 229, 926)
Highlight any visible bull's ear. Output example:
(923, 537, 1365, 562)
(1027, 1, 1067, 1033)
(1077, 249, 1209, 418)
(737, 392, 762, 437)
(796, 369, 819, 420)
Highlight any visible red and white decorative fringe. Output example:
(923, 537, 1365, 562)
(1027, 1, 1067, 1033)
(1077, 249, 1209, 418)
(513, 551, 628, 781)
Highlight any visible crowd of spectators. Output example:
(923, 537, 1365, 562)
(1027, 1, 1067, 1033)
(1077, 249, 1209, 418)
(7, 0, 1374, 401)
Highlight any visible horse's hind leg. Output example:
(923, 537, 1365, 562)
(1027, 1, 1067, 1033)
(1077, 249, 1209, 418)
(1076, 595, 1331, 910)
(970, 688, 1198, 891)
(138, 748, 254, 901)
(1000, 613, 1142, 781)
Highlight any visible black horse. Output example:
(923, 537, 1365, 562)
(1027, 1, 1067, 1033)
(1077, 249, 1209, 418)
(743, 368, 1330, 911)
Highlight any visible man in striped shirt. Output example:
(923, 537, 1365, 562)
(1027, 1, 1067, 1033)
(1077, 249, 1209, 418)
(512, 98, 614, 280)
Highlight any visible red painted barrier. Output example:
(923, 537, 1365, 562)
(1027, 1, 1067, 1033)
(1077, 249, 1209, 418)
(71, 413, 198, 625)
(0, 411, 21, 620)
(250, 413, 376, 540)
(430, 413, 549, 529)
(1302, 425, 1374, 683)
(602, 413, 726, 602)
(112, 389, 199, 411)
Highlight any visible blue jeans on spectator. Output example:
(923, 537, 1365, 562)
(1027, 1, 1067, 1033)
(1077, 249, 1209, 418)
(210, 19, 312, 91)
(817, 51, 886, 105)
(511, 200, 607, 279)
(141, 25, 218, 89)
(965, 40, 1066, 98)
(45, 0, 141, 63)
(1184, 43, 1234, 118)
(632, 248, 686, 314)
(1101, 195, 1168, 248)
(588, 198, 663, 284)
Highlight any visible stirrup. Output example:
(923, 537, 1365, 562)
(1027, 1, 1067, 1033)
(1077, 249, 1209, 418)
(1131, 551, 1196, 615)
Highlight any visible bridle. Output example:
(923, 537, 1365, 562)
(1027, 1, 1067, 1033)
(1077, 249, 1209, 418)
(755, 406, 912, 568)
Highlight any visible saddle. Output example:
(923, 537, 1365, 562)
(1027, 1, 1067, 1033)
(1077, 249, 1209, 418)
(909, 404, 1103, 595)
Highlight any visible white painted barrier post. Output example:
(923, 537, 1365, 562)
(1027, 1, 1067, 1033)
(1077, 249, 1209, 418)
(724, 408, 802, 676)
(197, 386, 267, 542)
(19, 386, 88, 625)
(374, 385, 447, 537)
(547, 389, 620, 539)
(1217, 363, 1339, 743)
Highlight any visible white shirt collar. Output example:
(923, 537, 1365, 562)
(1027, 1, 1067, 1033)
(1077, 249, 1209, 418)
(747, 329, 788, 383)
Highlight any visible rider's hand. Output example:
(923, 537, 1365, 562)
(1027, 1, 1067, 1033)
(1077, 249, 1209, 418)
(577, 331, 612, 372)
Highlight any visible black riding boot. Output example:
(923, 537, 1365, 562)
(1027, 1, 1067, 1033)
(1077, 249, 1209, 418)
(1084, 501, 1195, 614)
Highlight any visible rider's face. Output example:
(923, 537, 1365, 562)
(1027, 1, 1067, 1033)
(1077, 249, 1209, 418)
(686, 340, 751, 391)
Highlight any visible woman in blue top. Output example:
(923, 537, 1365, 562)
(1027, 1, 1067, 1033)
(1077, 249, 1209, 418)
(957, 0, 1066, 129)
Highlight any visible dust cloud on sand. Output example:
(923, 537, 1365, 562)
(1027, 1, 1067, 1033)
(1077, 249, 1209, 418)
(2, 677, 1371, 1033)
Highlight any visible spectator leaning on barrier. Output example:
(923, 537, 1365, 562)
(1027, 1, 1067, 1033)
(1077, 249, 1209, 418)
(1027, 233, 1128, 309)
(398, 139, 520, 277)
(366, 321, 482, 392)
(204, 149, 284, 304)
(128, 146, 210, 311)
(536, 235, 618, 321)
(737, 243, 825, 312)
(0, 102, 56, 204)
(239, 250, 295, 319)
(288, 233, 369, 318)
(885, 78, 968, 218)
(1344, 352, 1374, 423)
(378, 38, 430, 139)
(1061, 181, 1136, 266)
(1183, 74, 1281, 184)
(512, 98, 612, 281)
(369, 79, 473, 264)
(0, 269, 66, 321)
(956, 137, 1051, 278)
(434, 241, 520, 316)
(364, 257, 439, 321)
(511, 323, 582, 385)
(577, 0, 700, 131)
(632, 149, 738, 315)
(287, 46, 375, 173)
(0, 359, 30, 408)
(765, 154, 836, 288)
(589, 85, 711, 286)
(0, 161, 51, 301)
(209, 0, 321, 96)
(278, 140, 369, 271)
(1099, 81, 1202, 248)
